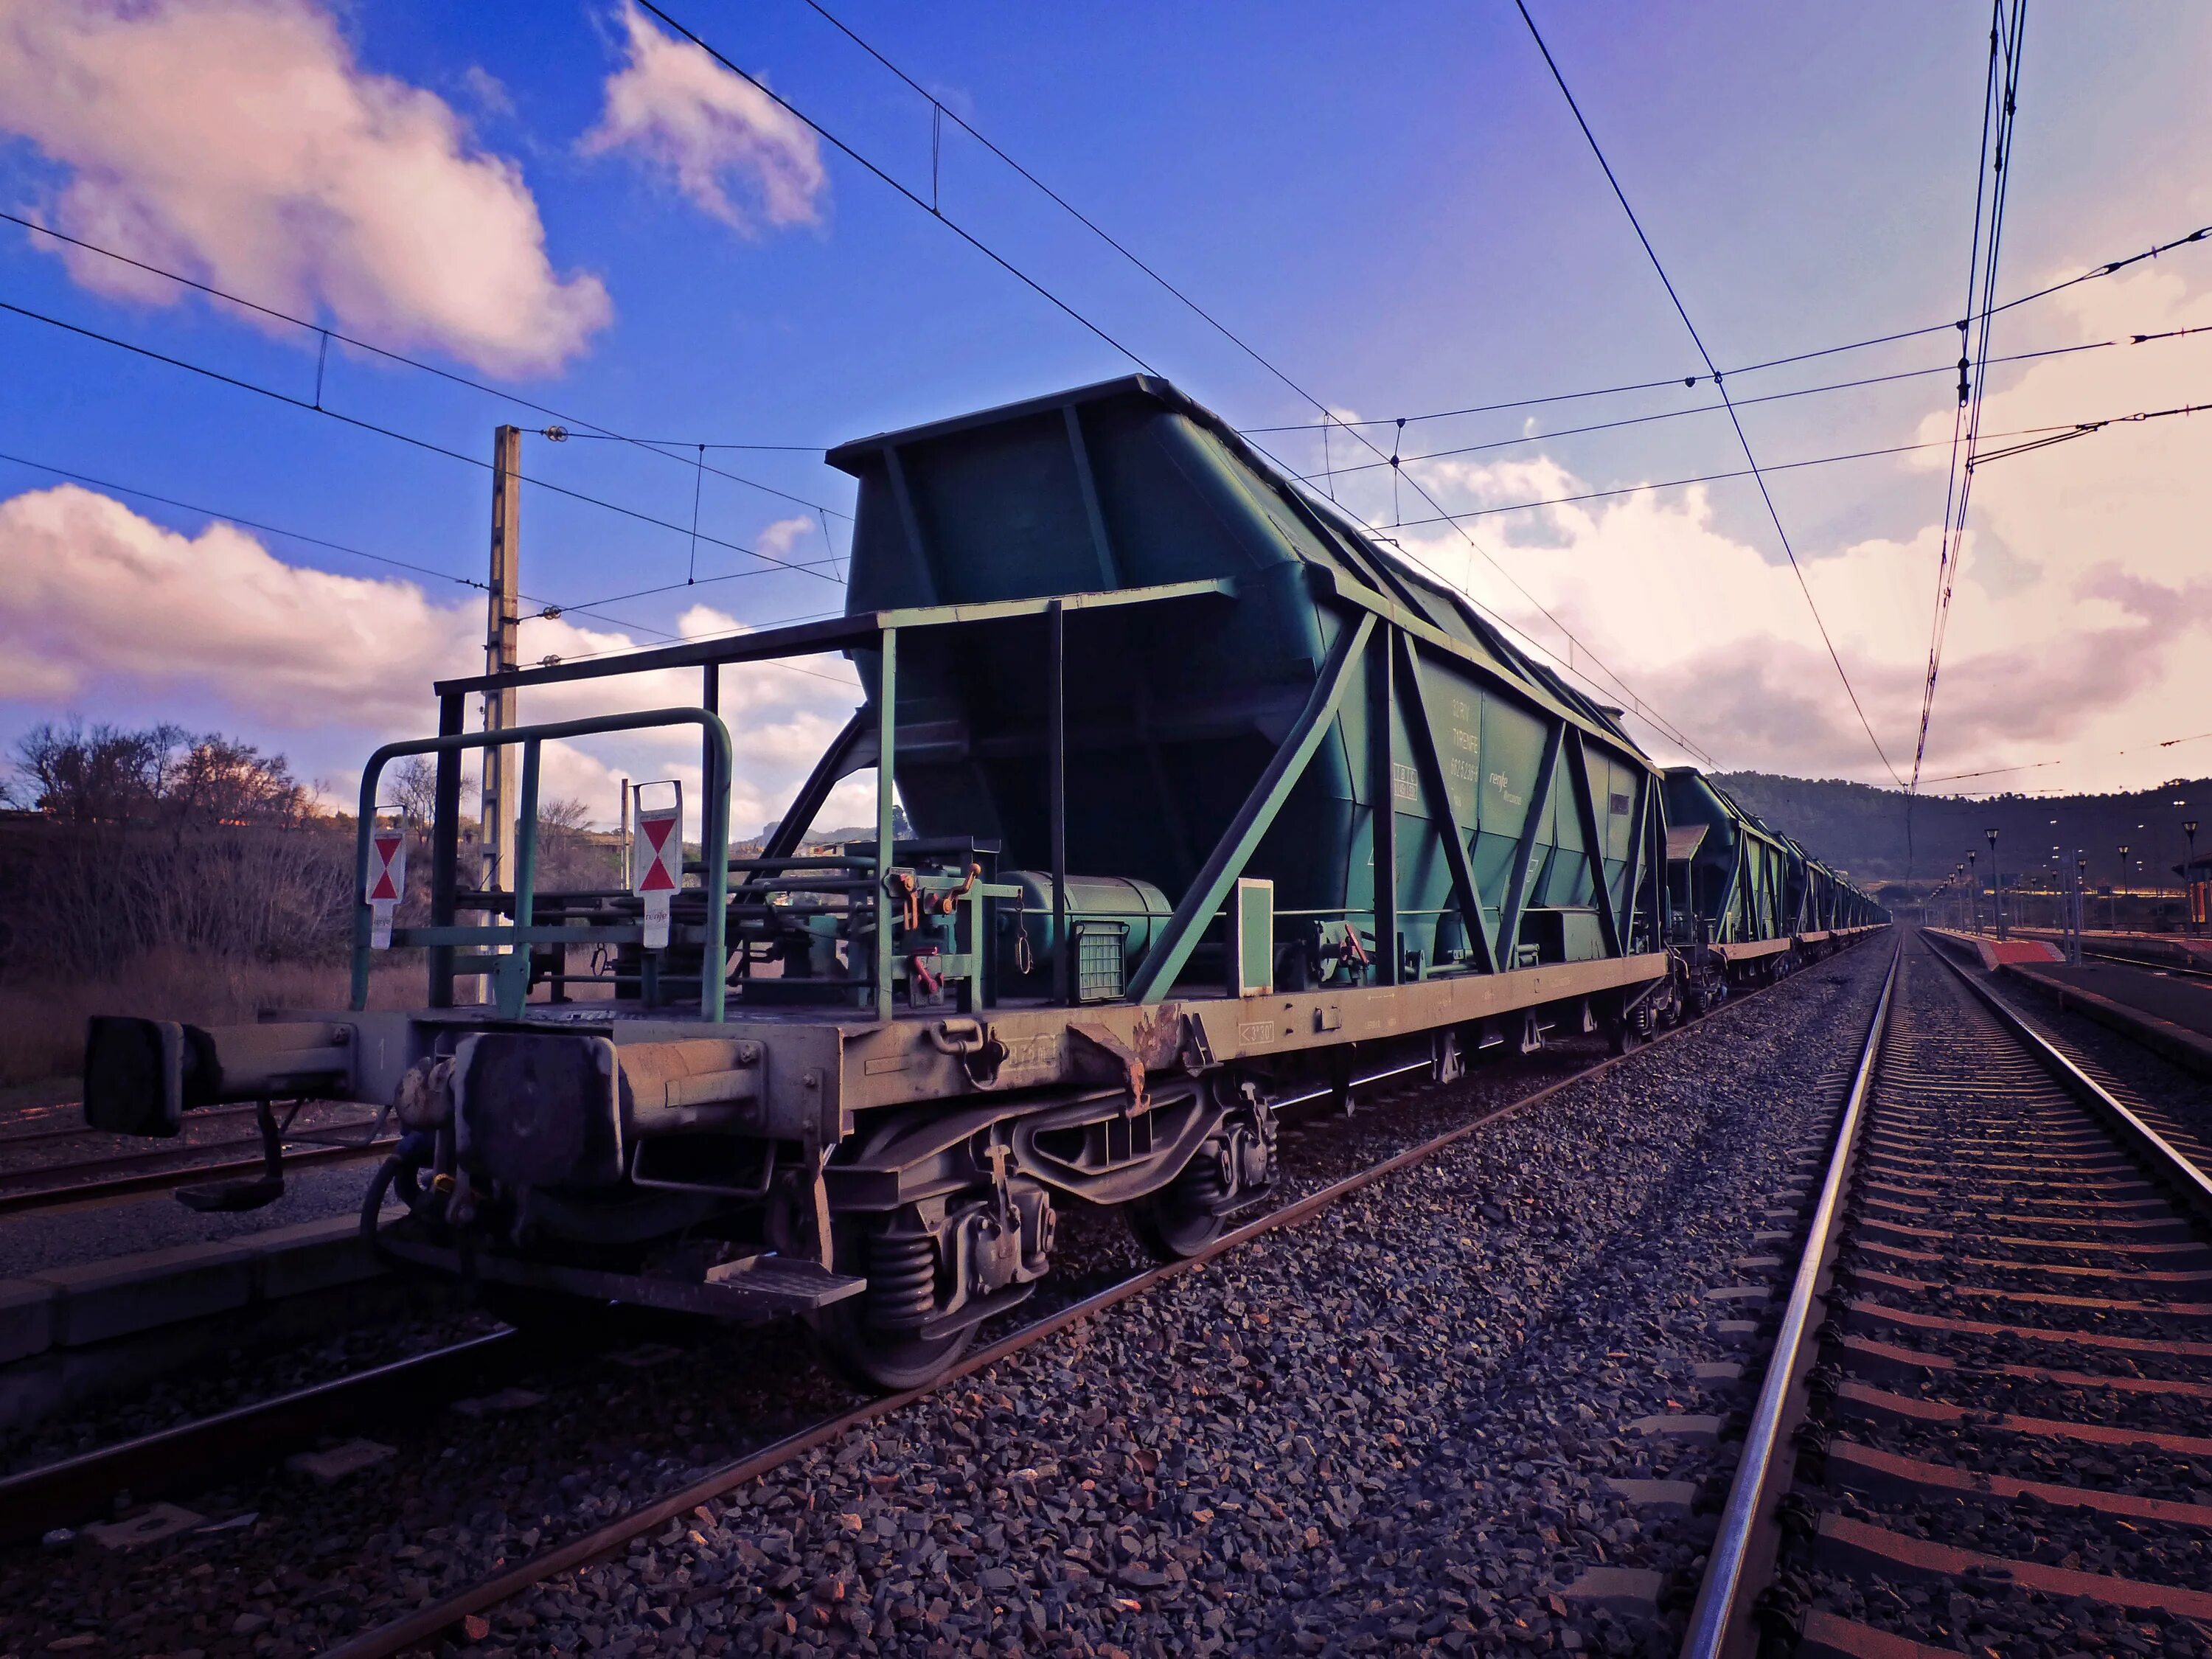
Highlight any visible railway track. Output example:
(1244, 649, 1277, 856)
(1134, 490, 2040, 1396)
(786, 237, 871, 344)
(0, 942, 1879, 1649)
(2084, 948, 2212, 984)
(1686, 932, 2212, 1659)
(0, 1100, 391, 1215)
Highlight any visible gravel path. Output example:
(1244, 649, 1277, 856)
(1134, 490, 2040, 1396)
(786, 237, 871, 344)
(0, 940, 1891, 1658)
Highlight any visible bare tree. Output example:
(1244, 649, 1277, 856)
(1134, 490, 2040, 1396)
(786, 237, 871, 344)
(534, 796, 615, 890)
(11, 723, 310, 826)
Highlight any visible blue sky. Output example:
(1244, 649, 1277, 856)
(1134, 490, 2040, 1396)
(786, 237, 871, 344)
(1, 0, 2208, 831)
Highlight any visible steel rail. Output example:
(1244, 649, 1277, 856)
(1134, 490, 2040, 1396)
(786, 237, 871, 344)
(320, 936, 1883, 1659)
(0, 1331, 519, 1544)
(1929, 940, 2212, 1215)
(0, 1136, 395, 1217)
(2083, 947, 2212, 983)
(1679, 938, 1899, 1659)
(0, 1098, 270, 1150)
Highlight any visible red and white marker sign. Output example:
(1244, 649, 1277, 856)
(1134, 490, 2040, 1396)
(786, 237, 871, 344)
(366, 827, 407, 949)
(634, 806, 682, 948)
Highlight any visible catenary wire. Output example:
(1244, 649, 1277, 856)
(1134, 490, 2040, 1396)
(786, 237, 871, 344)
(1239, 218, 2212, 434)
(1911, 0, 2028, 798)
(1356, 399, 2208, 529)
(1910, 1, 2010, 799)
(0, 209, 852, 524)
(1308, 329, 2202, 479)
(1516, 0, 1904, 787)
(639, 0, 1717, 762)
(636, 1, 1158, 375)
(0, 296, 844, 587)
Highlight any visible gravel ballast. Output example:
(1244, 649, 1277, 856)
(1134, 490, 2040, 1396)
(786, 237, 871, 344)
(0, 941, 1894, 1658)
(487, 945, 1889, 1659)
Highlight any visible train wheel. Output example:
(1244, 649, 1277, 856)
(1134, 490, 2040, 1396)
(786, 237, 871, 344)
(810, 1217, 978, 1394)
(813, 1299, 976, 1395)
(1127, 1155, 1228, 1262)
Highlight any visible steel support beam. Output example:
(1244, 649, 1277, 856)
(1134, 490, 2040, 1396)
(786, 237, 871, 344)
(1496, 723, 1564, 970)
(1563, 730, 1622, 958)
(1616, 781, 1649, 957)
(1063, 407, 1120, 589)
(1127, 613, 1377, 1004)
(1368, 627, 1398, 986)
(1393, 630, 1498, 975)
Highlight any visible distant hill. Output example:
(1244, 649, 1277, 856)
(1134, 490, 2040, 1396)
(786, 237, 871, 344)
(1708, 771, 2212, 891)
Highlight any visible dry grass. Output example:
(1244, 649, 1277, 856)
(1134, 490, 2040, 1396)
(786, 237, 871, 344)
(0, 948, 424, 1091)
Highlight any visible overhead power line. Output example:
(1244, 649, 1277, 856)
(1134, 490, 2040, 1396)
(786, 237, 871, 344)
(1312, 327, 2204, 481)
(1355, 398, 2210, 529)
(0, 296, 845, 587)
(1515, 0, 1904, 787)
(1240, 218, 2212, 435)
(0, 208, 851, 524)
(639, 0, 1718, 760)
(1910, 0, 2028, 797)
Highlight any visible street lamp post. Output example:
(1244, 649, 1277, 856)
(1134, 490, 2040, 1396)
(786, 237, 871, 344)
(2115, 845, 2129, 933)
(2074, 853, 2090, 964)
(1986, 827, 2003, 942)
(1967, 850, 1980, 933)
(2185, 817, 2201, 937)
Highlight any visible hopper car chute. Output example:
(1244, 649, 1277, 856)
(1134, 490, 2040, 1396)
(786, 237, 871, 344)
(77, 375, 1885, 1390)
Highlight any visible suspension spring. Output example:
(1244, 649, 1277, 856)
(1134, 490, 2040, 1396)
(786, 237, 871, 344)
(1175, 1154, 1230, 1216)
(864, 1228, 939, 1329)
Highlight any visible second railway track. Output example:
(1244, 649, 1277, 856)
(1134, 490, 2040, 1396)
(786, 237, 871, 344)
(1688, 931, 2212, 1659)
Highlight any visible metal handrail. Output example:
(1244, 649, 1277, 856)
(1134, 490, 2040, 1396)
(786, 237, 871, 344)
(352, 707, 733, 1021)
(1678, 937, 1899, 1659)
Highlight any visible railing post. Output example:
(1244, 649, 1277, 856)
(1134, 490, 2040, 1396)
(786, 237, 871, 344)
(428, 692, 463, 1007)
(701, 718, 730, 1022)
(498, 740, 543, 1018)
(874, 627, 899, 1020)
(1048, 600, 1068, 1004)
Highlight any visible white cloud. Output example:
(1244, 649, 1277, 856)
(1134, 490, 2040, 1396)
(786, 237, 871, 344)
(0, 484, 866, 834)
(1353, 262, 2212, 793)
(0, 0, 610, 375)
(756, 515, 818, 559)
(581, 1, 826, 234)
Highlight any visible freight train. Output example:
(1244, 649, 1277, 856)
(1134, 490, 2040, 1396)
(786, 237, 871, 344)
(82, 376, 1885, 1390)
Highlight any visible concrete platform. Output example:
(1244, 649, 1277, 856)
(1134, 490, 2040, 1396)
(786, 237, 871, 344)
(0, 1172, 413, 1432)
(2003, 959, 2212, 1079)
(2013, 927, 2212, 972)
(1921, 928, 2062, 970)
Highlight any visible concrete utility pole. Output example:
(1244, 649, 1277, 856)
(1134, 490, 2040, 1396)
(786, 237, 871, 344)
(470, 425, 522, 1004)
(481, 425, 523, 893)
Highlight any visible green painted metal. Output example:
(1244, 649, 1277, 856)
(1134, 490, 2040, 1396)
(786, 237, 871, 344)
(1663, 768, 1795, 945)
(352, 708, 732, 1020)
(1393, 629, 1498, 975)
(827, 375, 1666, 1000)
(1496, 723, 1563, 967)
(874, 627, 899, 1020)
(433, 578, 1237, 698)
(1123, 611, 1377, 1003)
